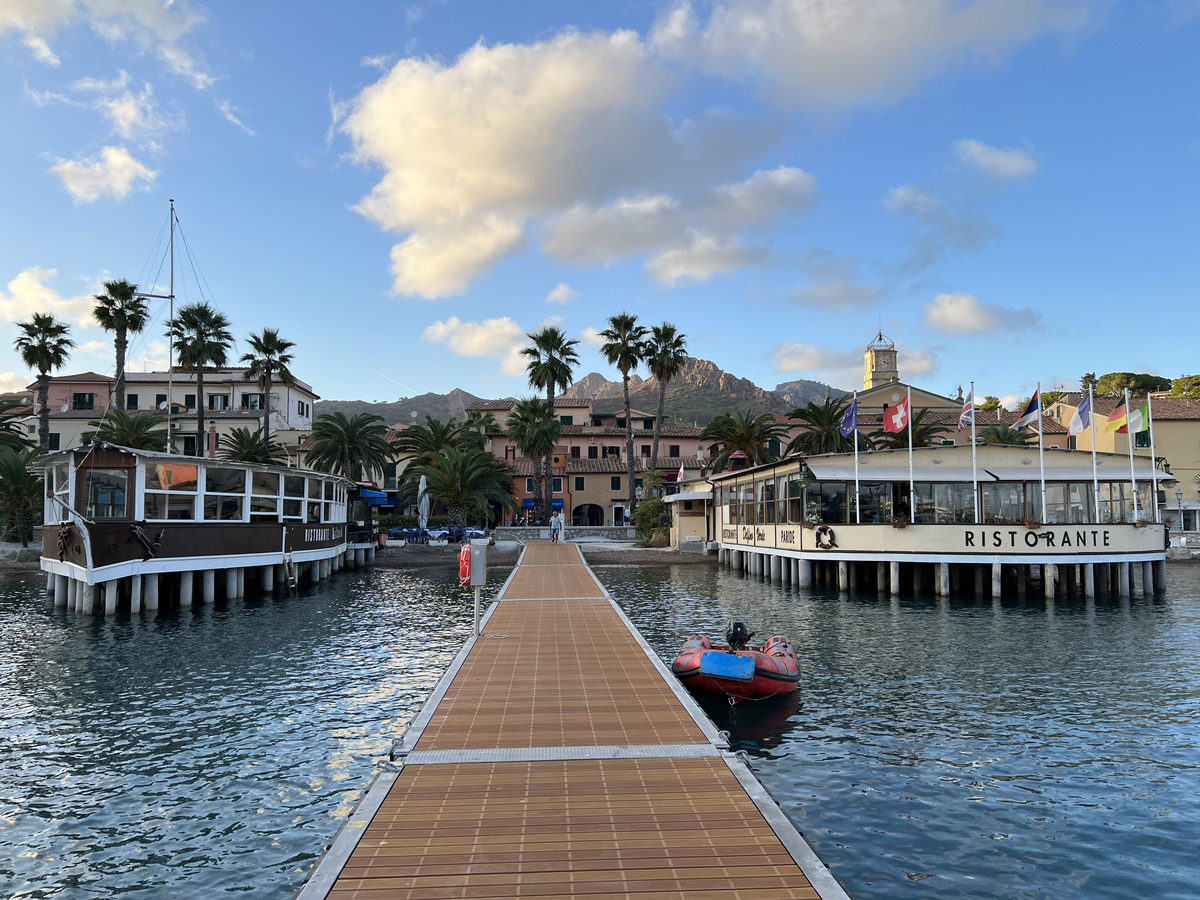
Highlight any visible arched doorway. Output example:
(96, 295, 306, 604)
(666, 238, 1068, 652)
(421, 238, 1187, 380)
(573, 504, 604, 526)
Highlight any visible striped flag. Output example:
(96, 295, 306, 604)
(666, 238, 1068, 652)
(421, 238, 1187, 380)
(1104, 400, 1128, 432)
(1069, 393, 1091, 435)
(957, 389, 974, 431)
(1014, 390, 1041, 430)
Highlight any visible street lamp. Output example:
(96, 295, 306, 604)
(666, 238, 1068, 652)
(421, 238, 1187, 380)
(1176, 488, 1184, 534)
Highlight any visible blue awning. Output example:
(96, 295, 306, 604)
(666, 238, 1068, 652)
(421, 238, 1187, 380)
(523, 498, 535, 509)
(360, 488, 388, 506)
(552, 499, 564, 509)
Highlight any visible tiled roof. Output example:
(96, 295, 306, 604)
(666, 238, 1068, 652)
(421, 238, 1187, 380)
(508, 456, 705, 476)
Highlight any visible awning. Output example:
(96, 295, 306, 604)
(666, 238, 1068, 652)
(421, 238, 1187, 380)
(666, 491, 711, 503)
(805, 463, 994, 483)
(552, 499, 564, 509)
(984, 466, 1165, 482)
(359, 488, 389, 506)
(523, 498, 535, 509)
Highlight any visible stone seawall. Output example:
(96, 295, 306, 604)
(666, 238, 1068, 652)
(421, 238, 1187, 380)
(494, 526, 638, 542)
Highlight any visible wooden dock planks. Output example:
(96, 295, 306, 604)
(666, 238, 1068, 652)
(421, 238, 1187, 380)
(299, 542, 846, 900)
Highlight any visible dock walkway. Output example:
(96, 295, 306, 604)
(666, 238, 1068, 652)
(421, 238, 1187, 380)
(298, 542, 849, 899)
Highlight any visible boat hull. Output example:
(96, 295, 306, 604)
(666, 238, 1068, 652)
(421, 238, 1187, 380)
(671, 634, 800, 701)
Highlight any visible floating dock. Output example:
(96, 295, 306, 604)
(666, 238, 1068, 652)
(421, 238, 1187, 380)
(297, 542, 848, 899)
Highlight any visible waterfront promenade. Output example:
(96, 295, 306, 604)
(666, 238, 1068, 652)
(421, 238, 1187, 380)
(298, 541, 848, 899)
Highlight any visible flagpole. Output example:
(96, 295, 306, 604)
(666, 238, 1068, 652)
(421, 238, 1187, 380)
(970, 382, 979, 523)
(907, 386, 915, 524)
(853, 391, 860, 524)
(1037, 382, 1047, 524)
(1125, 388, 1138, 522)
(1089, 384, 1099, 524)
(1147, 391, 1160, 523)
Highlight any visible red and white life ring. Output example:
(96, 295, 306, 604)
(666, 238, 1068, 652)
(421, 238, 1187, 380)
(458, 544, 471, 586)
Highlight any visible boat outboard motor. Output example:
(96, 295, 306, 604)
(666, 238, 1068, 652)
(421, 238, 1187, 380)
(725, 621, 754, 651)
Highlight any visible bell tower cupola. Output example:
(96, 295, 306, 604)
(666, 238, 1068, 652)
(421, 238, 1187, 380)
(864, 331, 898, 389)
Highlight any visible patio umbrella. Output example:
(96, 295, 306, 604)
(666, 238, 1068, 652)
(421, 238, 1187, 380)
(417, 474, 429, 531)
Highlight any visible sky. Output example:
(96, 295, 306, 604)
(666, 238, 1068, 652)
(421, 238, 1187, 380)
(0, 1, 1196, 411)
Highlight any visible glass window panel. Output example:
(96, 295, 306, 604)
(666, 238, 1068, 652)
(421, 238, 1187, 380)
(206, 468, 245, 494)
(858, 482, 892, 523)
(812, 483, 847, 524)
(144, 463, 198, 491)
(308, 478, 321, 498)
(283, 498, 303, 518)
(146, 493, 195, 520)
(1069, 483, 1094, 523)
(1044, 483, 1068, 524)
(54, 463, 70, 495)
(204, 496, 243, 520)
(308, 501, 322, 522)
(252, 472, 279, 496)
(284, 475, 305, 498)
(982, 483, 1025, 524)
(82, 469, 128, 518)
(250, 497, 278, 513)
(762, 477, 775, 525)
(324, 481, 335, 501)
(788, 474, 803, 524)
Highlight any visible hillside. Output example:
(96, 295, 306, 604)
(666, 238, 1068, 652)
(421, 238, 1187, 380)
(315, 388, 491, 428)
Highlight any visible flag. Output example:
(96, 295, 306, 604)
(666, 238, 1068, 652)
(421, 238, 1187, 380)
(1104, 400, 1128, 433)
(957, 390, 974, 431)
(1014, 390, 1040, 430)
(1069, 393, 1091, 435)
(884, 394, 910, 433)
(839, 397, 858, 438)
(677, 463, 686, 483)
(1126, 402, 1150, 434)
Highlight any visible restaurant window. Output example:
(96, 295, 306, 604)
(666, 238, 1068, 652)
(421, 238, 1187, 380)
(283, 474, 305, 519)
(982, 483, 1027, 525)
(82, 469, 129, 519)
(787, 472, 803, 523)
(203, 467, 246, 521)
(808, 482, 847, 524)
(126, 393, 138, 410)
(913, 483, 975, 524)
(574, 476, 585, 491)
(857, 482, 893, 524)
(761, 477, 775, 525)
(72, 393, 94, 410)
(144, 462, 199, 520)
(250, 471, 281, 522)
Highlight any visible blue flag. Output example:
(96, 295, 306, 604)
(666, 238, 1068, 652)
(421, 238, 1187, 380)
(839, 397, 858, 438)
(1069, 393, 1091, 435)
(1014, 389, 1041, 430)
(958, 390, 974, 432)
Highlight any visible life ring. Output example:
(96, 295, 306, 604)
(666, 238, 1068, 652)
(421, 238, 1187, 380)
(814, 524, 837, 550)
(458, 544, 471, 586)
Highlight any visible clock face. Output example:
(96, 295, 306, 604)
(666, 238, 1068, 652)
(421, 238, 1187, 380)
(890, 392, 901, 403)
(880, 356, 891, 368)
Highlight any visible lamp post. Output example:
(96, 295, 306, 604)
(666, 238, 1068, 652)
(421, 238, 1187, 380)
(1177, 488, 1184, 534)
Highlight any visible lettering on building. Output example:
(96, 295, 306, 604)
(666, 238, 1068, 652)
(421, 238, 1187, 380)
(963, 529, 1113, 549)
(780, 529, 796, 545)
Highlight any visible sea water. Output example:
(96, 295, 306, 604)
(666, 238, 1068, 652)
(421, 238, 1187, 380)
(2, 561, 1199, 898)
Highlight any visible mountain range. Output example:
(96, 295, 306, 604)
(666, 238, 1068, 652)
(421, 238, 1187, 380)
(315, 357, 844, 428)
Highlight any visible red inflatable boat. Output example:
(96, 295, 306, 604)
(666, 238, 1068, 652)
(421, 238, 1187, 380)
(671, 622, 800, 701)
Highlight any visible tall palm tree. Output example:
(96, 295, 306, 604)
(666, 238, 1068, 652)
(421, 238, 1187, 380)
(505, 398, 561, 523)
(240, 328, 296, 439)
(220, 426, 286, 463)
(599, 313, 648, 513)
(83, 410, 168, 451)
(0, 399, 32, 452)
(867, 408, 951, 449)
(463, 410, 498, 451)
(401, 446, 516, 529)
(700, 410, 789, 472)
(307, 412, 394, 481)
(393, 415, 467, 467)
(522, 326, 580, 523)
(14, 312, 74, 448)
(645, 322, 687, 478)
(787, 396, 860, 456)
(980, 422, 1036, 446)
(92, 278, 149, 412)
(0, 446, 43, 546)
(170, 302, 233, 457)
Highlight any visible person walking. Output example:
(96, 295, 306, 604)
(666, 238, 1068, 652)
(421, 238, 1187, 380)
(550, 510, 564, 544)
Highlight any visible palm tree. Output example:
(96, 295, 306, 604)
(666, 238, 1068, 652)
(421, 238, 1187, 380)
(220, 426, 286, 463)
(463, 410, 498, 451)
(0, 399, 32, 452)
(170, 302, 233, 457)
(393, 416, 467, 467)
(400, 446, 516, 529)
(787, 396, 861, 456)
(522, 326, 579, 523)
(645, 322, 687, 479)
(240, 328, 296, 439)
(981, 422, 1036, 446)
(700, 410, 789, 472)
(868, 408, 951, 449)
(599, 313, 648, 513)
(505, 398, 561, 523)
(13, 312, 74, 449)
(0, 446, 43, 546)
(93, 278, 149, 412)
(82, 410, 168, 451)
(307, 412, 394, 481)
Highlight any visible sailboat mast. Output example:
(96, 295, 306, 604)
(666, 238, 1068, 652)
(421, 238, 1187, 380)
(167, 198, 175, 453)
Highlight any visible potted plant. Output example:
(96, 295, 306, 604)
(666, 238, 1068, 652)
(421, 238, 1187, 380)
(891, 518, 908, 529)
(1024, 518, 1041, 529)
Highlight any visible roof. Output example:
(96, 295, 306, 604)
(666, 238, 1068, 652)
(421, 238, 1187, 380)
(33, 441, 349, 481)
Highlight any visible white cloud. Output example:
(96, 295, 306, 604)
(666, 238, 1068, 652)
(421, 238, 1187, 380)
(125, 340, 169, 373)
(922, 292, 1037, 335)
(545, 283, 579, 304)
(49, 146, 158, 202)
(421, 315, 529, 375)
(955, 138, 1037, 178)
(217, 99, 255, 136)
(581, 327, 605, 349)
(884, 184, 996, 271)
(0, 266, 97, 329)
(898, 345, 939, 377)
(647, 233, 766, 286)
(0, 371, 30, 392)
(790, 281, 884, 308)
(652, 0, 1093, 108)
(768, 342, 860, 374)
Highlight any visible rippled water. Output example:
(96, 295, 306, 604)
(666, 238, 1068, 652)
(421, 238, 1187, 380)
(0, 567, 490, 898)
(598, 561, 1200, 900)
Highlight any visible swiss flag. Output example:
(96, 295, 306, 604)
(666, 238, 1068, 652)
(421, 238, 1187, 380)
(884, 395, 910, 433)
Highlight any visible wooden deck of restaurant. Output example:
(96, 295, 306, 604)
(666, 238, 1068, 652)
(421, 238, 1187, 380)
(297, 542, 849, 900)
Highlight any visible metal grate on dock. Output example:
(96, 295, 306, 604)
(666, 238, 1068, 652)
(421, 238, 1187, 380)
(298, 541, 849, 900)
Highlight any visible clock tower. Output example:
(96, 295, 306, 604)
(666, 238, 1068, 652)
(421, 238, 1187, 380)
(864, 331, 899, 389)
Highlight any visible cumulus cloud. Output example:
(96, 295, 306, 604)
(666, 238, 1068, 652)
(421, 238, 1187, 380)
(421, 315, 530, 375)
(790, 281, 884, 308)
(0, 371, 30, 392)
(922, 291, 1038, 335)
(955, 138, 1037, 178)
(49, 146, 158, 202)
(545, 283, 579, 304)
(768, 342, 861, 375)
(647, 233, 767, 286)
(0, 266, 98, 329)
(651, 0, 1093, 108)
(581, 327, 606, 349)
(884, 184, 997, 271)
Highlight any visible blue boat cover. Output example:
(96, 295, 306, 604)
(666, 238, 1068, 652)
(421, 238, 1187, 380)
(699, 650, 755, 682)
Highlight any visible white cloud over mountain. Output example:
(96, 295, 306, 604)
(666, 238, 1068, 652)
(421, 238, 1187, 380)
(921, 291, 1037, 335)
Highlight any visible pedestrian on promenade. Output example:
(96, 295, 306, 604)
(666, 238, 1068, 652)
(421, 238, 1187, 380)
(550, 510, 563, 543)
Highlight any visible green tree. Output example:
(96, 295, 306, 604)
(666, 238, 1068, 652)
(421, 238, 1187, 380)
(92, 278, 149, 412)
(170, 302, 233, 457)
(980, 422, 1036, 446)
(219, 426, 286, 464)
(700, 410, 789, 472)
(1094, 372, 1171, 397)
(307, 412, 394, 481)
(599, 313, 648, 511)
(13, 312, 75, 449)
(240, 328, 296, 439)
(645, 322, 688, 480)
(868, 408, 951, 449)
(979, 395, 1001, 412)
(631, 496, 665, 539)
(1168, 375, 1200, 401)
(82, 410, 168, 451)
(393, 415, 467, 467)
(505, 398, 561, 522)
(521, 326, 579, 522)
(1079, 372, 1097, 393)
(1042, 390, 1066, 408)
(463, 410, 498, 451)
(0, 446, 43, 546)
(786, 396, 859, 456)
(0, 399, 32, 452)
(400, 446, 515, 529)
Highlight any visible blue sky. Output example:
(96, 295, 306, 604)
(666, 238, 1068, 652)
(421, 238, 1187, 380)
(1, 1, 1196, 409)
